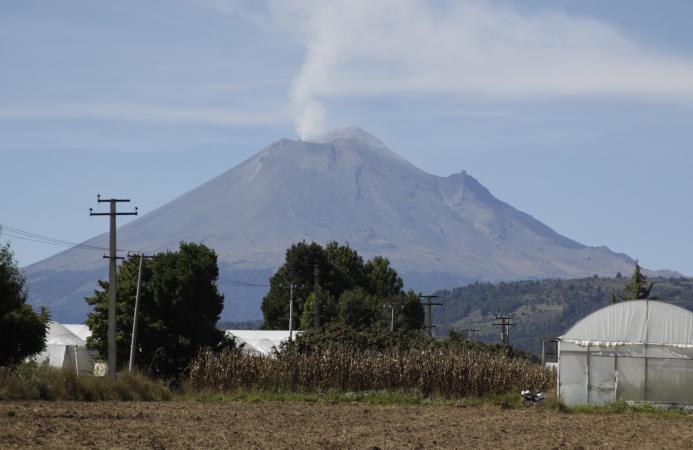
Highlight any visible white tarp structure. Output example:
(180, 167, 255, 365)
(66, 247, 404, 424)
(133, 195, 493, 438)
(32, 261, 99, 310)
(33, 322, 95, 375)
(63, 324, 92, 342)
(558, 300, 693, 405)
(224, 330, 296, 357)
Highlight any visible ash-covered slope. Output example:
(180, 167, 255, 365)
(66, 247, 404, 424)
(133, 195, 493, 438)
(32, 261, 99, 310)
(26, 127, 641, 321)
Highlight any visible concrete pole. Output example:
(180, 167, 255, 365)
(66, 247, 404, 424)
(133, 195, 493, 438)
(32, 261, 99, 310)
(541, 340, 545, 366)
(90, 195, 137, 381)
(288, 283, 294, 341)
(128, 254, 144, 372)
(107, 199, 117, 381)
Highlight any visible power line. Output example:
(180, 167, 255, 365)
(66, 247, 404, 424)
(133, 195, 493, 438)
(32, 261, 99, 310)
(1, 226, 108, 251)
(1, 223, 269, 288)
(0, 223, 129, 252)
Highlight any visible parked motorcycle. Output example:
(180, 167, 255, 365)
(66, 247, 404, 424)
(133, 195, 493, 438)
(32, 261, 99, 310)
(521, 390, 545, 406)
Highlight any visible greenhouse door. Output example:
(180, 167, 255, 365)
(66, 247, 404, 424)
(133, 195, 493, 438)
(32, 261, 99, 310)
(588, 354, 616, 404)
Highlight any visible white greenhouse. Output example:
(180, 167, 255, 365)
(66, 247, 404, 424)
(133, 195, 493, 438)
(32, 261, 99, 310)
(32, 322, 96, 375)
(224, 330, 296, 357)
(558, 300, 693, 406)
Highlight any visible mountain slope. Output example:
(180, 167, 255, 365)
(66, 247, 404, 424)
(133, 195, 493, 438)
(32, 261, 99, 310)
(25, 127, 650, 321)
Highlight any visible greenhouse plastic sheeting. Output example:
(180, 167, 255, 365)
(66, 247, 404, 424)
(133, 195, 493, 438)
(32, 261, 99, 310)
(558, 301, 693, 406)
(32, 322, 96, 375)
(224, 330, 297, 357)
(561, 300, 693, 348)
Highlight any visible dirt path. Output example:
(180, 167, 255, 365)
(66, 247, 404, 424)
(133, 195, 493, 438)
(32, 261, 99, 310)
(0, 401, 691, 449)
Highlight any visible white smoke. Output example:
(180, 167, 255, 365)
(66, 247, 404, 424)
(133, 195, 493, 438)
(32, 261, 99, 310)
(267, 0, 693, 140)
(293, 99, 326, 141)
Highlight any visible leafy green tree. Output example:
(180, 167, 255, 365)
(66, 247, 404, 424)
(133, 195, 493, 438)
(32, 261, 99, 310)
(262, 241, 424, 332)
(612, 262, 656, 303)
(261, 241, 332, 329)
(398, 290, 426, 331)
(337, 288, 379, 329)
(0, 237, 50, 366)
(325, 241, 368, 293)
(365, 256, 403, 298)
(299, 291, 338, 330)
(85, 242, 226, 378)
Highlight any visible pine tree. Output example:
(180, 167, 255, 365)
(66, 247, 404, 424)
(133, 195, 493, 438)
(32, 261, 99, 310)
(612, 261, 655, 303)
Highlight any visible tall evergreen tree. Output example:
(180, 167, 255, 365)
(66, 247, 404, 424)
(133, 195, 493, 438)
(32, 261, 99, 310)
(612, 261, 656, 303)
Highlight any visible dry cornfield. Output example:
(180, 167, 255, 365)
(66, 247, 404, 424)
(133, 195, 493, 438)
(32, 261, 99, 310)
(189, 347, 554, 397)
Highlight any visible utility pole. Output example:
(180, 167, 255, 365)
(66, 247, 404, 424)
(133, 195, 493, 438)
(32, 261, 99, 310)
(492, 315, 516, 346)
(313, 265, 320, 329)
(541, 339, 545, 366)
(289, 283, 294, 341)
(419, 294, 442, 337)
(127, 251, 155, 372)
(90, 195, 137, 380)
(384, 304, 399, 332)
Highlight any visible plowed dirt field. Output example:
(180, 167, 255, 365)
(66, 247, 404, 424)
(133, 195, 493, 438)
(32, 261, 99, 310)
(1, 401, 691, 449)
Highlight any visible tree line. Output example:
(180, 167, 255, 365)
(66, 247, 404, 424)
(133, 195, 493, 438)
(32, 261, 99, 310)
(5, 224, 690, 376)
(434, 265, 693, 354)
(0, 231, 426, 377)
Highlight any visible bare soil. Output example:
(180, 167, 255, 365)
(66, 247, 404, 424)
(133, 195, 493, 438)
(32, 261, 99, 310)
(0, 401, 691, 449)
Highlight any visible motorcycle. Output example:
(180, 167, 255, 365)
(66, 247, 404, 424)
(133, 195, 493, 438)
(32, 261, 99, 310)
(521, 390, 545, 406)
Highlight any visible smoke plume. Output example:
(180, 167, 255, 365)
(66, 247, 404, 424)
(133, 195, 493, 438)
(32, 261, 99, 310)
(269, 0, 693, 140)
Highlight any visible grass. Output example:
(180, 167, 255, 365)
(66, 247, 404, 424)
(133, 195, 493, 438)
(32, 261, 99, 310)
(0, 363, 171, 401)
(565, 400, 693, 416)
(182, 387, 532, 407)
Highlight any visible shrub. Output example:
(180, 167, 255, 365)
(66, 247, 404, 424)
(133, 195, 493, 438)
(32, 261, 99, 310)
(0, 363, 171, 401)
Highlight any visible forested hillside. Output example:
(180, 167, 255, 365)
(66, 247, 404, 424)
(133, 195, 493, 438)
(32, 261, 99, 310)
(433, 276, 693, 355)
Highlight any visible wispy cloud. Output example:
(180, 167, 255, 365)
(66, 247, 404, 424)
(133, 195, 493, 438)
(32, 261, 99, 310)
(262, 0, 693, 139)
(0, 102, 289, 126)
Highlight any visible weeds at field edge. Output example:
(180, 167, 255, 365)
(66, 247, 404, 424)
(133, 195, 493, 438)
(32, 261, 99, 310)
(0, 364, 171, 401)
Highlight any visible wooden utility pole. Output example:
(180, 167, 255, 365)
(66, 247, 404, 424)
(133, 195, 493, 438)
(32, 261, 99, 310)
(419, 294, 442, 337)
(90, 195, 137, 380)
(492, 315, 516, 346)
(127, 251, 155, 372)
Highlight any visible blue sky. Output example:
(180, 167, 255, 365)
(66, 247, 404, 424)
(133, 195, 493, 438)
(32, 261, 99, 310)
(1, 0, 692, 276)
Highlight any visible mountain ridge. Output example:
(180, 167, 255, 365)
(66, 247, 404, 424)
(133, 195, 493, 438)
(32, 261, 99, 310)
(24, 127, 671, 321)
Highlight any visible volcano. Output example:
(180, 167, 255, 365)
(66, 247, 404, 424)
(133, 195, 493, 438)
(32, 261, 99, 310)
(26, 127, 642, 321)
